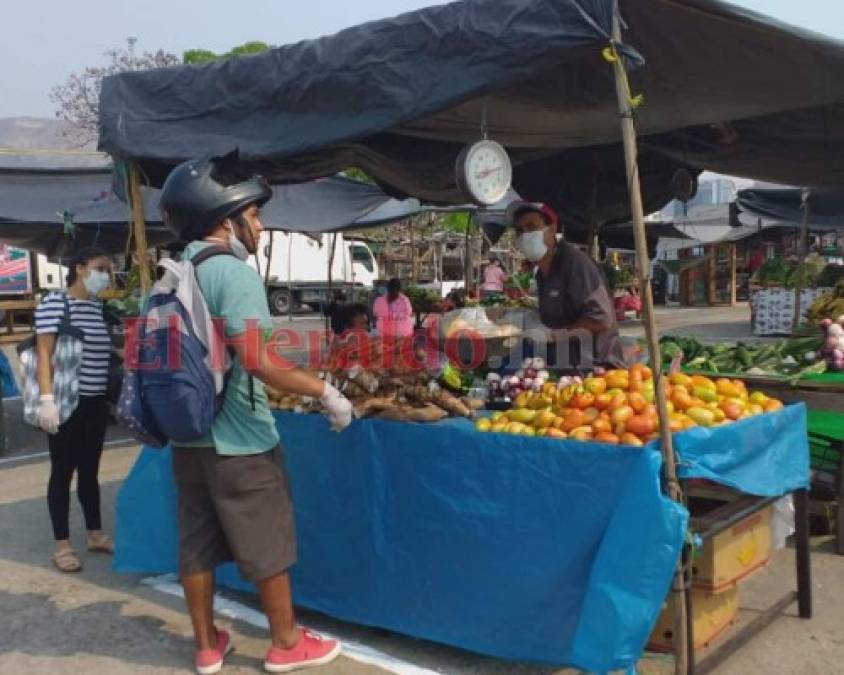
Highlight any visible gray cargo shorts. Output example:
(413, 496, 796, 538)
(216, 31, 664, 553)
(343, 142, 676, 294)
(171, 445, 297, 582)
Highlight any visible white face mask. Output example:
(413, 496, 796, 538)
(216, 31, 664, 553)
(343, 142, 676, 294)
(83, 270, 110, 296)
(518, 229, 549, 263)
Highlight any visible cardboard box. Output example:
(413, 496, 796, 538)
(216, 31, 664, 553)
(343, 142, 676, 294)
(648, 586, 739, 652)
(692, 505, 772, 593)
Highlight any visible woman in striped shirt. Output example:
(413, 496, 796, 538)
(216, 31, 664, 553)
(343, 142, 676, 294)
(35, 247, 115, 573)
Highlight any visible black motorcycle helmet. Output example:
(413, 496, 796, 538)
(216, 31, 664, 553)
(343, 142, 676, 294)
(158, 154, 272, 241)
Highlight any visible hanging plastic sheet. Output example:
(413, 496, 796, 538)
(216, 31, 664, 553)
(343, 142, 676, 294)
(116, 413, 686, 672)
(674, 403, 810, 497)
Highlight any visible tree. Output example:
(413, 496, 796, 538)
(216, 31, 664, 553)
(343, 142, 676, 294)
(183, 41, 272, 64)
(50, 37, 180, 146)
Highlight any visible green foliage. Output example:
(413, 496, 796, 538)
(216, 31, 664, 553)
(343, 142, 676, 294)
(441, 212, 472, 233)
(182, 41, 271, 65)
(183, 49, 219, 65)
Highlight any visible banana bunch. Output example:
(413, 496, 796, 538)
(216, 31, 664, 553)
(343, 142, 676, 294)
(806, 280, 844, 325)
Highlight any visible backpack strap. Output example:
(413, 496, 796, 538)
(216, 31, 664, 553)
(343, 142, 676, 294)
(189, 245, 236, 268)
(189, 244, 257, 411)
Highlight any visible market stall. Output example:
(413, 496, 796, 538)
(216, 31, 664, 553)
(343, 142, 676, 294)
(96, 0, 844, 671)
(115, 402, 808, 672)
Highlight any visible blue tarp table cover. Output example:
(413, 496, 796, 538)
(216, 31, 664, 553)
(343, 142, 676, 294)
(114, 405, 808, 672)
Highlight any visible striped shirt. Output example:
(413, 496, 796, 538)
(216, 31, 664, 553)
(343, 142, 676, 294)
(35, 292, 111, 397)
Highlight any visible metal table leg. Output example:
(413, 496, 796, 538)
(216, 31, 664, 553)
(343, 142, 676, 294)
(794, 488, 813, 618)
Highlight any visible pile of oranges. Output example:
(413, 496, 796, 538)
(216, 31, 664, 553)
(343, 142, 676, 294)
(474, 365, 784, 446)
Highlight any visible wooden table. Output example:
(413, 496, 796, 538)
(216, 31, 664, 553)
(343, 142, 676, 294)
(0, 298, 36, 343)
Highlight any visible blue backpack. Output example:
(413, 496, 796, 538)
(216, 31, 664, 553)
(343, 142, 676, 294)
(117, 246, 252, 447)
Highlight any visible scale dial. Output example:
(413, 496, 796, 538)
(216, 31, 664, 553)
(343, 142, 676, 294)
(455, 139, 512, 206)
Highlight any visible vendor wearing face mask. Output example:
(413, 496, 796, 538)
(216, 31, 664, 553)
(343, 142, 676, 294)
(506, 201, 626, 369)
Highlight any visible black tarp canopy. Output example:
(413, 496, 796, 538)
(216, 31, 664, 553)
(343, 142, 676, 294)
(0, 167, 481, 255)
(99, 0, 844, 229)
(736, 188, 844, 231)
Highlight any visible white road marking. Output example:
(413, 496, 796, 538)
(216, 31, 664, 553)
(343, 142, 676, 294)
(0, 438, 135, 466)
(142, 574, 440, 675)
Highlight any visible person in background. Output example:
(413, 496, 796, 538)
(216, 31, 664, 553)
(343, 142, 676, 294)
(373, 278, 414, 338)
(506, 201, 625, 369)
(159, 156, 352, 674)
(480, 256, 507, 298)
(35, 247, 115, 573)
(514, 260, 535, 292)
(748, 248, 765, 274)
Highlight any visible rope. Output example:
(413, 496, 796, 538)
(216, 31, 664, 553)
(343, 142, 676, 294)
(602, 42, 644, 110)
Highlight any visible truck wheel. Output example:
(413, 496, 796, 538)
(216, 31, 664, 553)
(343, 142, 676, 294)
(269, 289, 292, 316)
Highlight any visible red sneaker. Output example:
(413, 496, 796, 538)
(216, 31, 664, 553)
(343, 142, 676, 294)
(195, 628, 233, 675)
(264, 628, 341, 673)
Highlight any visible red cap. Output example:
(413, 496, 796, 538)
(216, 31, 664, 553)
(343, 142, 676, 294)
(505, 200, 558, 228)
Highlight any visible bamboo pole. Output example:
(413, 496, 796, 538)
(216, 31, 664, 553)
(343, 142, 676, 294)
(128, 164, 151, 293)
(609, 10, 689, 675)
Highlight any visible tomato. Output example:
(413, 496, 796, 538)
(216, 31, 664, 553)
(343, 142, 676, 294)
(671, 390, 693, 412)
(583, 377, 607, 396)
(626, 413, 656, 437)
(609, 392, 629, 410)
(764, 399, 784, 413)
(569, 426, 594, 442)
(572, 391, 596, 409)
(620, 432, 645, 447)
(594, 393, 613, 411)
(610, 405, 635, 426)
(687, 407, 716, 427)
(591, 417, 613, 434)
(628, 391, 648, 413)
(561, 409, 588, 432)
(670, 373, 694, 388)
(691, 375, 716, 390)
(595, 432, 620, 445)
(718, 400, 744, 421)
(605, 371, 629, 390)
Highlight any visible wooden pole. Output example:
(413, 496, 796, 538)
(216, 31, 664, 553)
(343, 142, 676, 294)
(707, 248, 716, 305)
(410, 218, 418, 282)
(128, 163, 151, 293)
(464, 213, 472, 292)
(793, 190, 811, 332)
(609, 11, 689, 675)
(730, 244, 738, 307)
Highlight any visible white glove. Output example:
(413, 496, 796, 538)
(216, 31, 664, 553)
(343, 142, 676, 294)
(320, 382, 353, 432)
(38, 394, 60, 434)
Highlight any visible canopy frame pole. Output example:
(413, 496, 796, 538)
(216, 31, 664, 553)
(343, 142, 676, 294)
(609, 10, 689, 675)
(793, 189, 811, 332)
(326, 233, 338, 344)
(128, 163, 151, 293)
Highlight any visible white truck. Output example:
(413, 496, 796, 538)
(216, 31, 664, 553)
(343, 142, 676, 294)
(252, 231, 379, 315)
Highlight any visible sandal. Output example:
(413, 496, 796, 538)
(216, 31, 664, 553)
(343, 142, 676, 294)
(53, 548, 82, 573)
(87, 531, 114, 554)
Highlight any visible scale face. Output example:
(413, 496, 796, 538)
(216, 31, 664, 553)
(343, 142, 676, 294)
(455, 139, 512, 206)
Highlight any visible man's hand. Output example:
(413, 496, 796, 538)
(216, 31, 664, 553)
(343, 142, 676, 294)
(38, 394, 60, 434)
(320, 382, 353, 432)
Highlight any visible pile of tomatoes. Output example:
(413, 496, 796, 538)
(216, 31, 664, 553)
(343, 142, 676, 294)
(474, 365, 784, 446)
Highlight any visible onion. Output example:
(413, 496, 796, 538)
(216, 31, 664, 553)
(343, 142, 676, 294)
(593, 366, 607, 376)
(537, 369, 550, 381)
(486, 372, 502, 383)
(828, 324, 844, 338)
(833, 349, 844, 361)
(522, 377, 534, 389)
(515, 369, 525, 379)
(822, 318, 833, 329)
(532, 357, 546, 370)
(826, 337, 839, 352)
(522, 358, 533, 369)
(837, 315, 844, 326)
(525, 368, 537, 379)
(805, 351, 817, 363)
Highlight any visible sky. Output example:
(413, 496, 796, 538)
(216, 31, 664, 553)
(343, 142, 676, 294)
(0, 0, 842, 119)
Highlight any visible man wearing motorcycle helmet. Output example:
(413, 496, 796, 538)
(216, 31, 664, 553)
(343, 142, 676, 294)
(159, 154, 349, 674)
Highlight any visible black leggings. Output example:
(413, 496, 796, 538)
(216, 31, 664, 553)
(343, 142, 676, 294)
(47, 396, 109, 541)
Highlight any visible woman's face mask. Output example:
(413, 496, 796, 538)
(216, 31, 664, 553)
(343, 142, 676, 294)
(83, 269, 111, 296)
(518, 229, 549, 263)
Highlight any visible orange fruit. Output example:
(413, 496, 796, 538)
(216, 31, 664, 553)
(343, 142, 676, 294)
(569, 426, 594, 442)
(595, 432, 620, 445)
(545, 428, 568, 439)
(583, 377, 607, 396)
(670, 373, 693, 388)
(691, 375, 716, 390)
(592, 417, 613, 434)
(671, 390, 693, 412)
(609, 393, 629, 410)
(630, 363, 653, 381)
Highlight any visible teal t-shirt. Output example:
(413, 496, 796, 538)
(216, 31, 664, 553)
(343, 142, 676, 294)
(179, 241, 280, 456)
